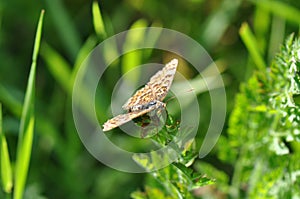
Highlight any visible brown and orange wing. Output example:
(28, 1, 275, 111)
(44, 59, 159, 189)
(122, 84, 155, 111)
(103, 59, 178, 131)
(102, 105, 157, 131)
(148, 58, 178, 101)
(122, 59, 178, 111)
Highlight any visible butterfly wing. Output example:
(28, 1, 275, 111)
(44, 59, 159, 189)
(103, 59, 177, 131)
(122, 84, 156, 111)
(122, 59, 178, 111)
(148, 58, 178, 101)
(102, 105, 157, 131)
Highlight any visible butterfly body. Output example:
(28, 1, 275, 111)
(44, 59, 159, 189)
(129, 100, 160, 112)
(103, 59, 178, 131)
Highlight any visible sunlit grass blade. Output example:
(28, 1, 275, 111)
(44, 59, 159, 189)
(239, 23, 267, 71)
(122, 19, 148, 85)
(41, 43, 72, 94)
(44, 0, 81, 58)
(0, 104, 13, 194)
(251, 0, 300, 25)
(13, 10, 44, 199)
(92, 1, 107, 39)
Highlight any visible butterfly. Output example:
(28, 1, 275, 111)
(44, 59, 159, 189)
(102, 59, 178, 131)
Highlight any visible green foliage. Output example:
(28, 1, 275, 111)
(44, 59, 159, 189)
(132, 114, 214, 199)
(0, 10, 44, 199)
(225, 34, 300, 198)
(13, 10, 44, 199)
(43, 0, 81, 59)
(251, 0, 300, 26)
(1, 0, 300, 198)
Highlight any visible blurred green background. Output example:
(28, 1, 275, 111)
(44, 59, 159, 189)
(1, 0, 300, 198)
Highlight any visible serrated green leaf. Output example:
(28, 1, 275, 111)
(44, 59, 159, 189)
(227, 34, 300, 198)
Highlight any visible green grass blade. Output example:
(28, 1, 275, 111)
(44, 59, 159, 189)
(201, 0, 242, 48)
(0, 84, 22, 117)
(143, 22, 162, 59)
(44, 0, 81, 59)
(268, 16, 285, 62)
(13, 10, 44, 199)
(42, 35, 98, 97)
(253, 5, 271, 54)
(239, 23, 267, 71)
(92, 1, 107, 39)
(251, 0, 300, 25)
(122, 19, 148, 84)
(40, 43, 72, 94)
(72, 35, 98, 84)
(0, 104, 13, 194)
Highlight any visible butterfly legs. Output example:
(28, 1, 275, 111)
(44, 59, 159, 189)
(139, 102, 167, 138)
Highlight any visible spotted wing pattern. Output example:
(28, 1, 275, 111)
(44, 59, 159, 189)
(102, 59, 178, 131)
(122, 59, 178, 111)
(121, 84, 156, 111)
(148, 58, 178, 101)
(102, 103, 158, 131)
